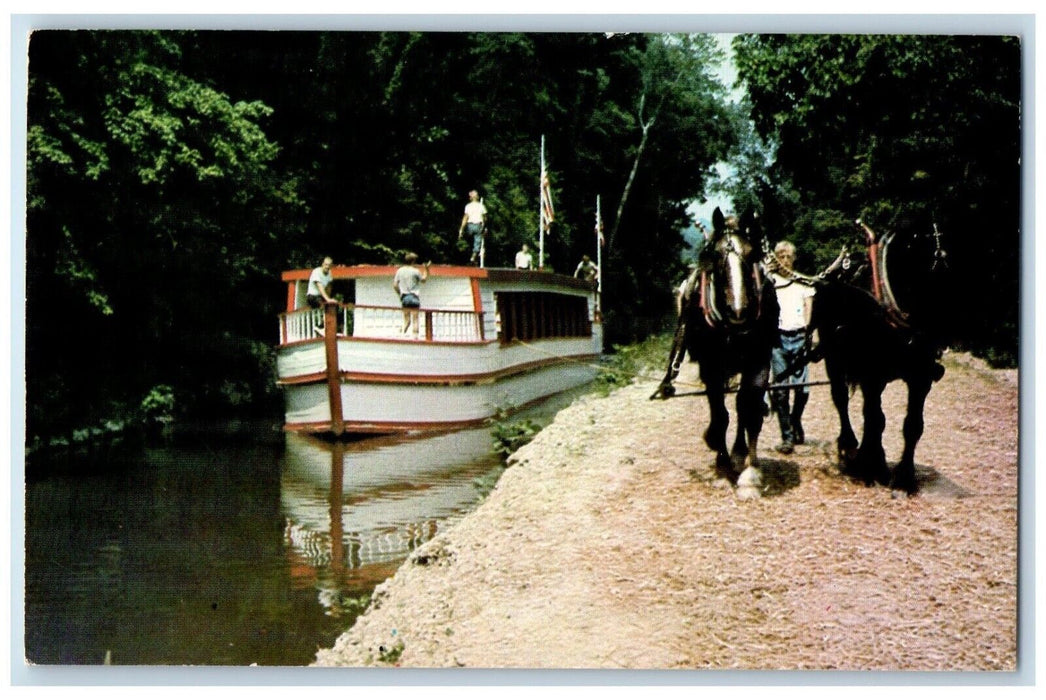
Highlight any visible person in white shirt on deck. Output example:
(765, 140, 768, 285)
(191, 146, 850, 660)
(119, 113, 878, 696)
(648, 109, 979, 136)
(515, 243, 533, 270)
(306, 256, 335, 308)
(306, 256, 336, 333)
(769, 240, 816, 454)
(574, 255, 599, 283)
(458, 189, 487, 266)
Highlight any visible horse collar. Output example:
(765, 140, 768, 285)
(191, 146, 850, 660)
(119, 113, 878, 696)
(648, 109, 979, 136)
(870, 232, 911, 329)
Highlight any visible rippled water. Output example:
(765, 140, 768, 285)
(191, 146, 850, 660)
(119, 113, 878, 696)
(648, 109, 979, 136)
(23, 421, 504, 666)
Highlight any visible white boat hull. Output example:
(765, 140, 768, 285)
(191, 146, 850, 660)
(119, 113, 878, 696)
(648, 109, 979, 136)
(282, 347, 599, 432)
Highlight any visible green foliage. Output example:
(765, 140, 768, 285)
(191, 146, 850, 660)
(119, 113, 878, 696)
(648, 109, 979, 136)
(472, 465, 507, 499)
(331, 592, 371, 617)
(377, 639, 404, 664)
(734, 34, 1020, 365)
(593, 332, 674, 395)
(491, 418, 542, 459)
(139, 384, 175, 421)
(26, 30, 305, 441)
(24, 30, 744, 442)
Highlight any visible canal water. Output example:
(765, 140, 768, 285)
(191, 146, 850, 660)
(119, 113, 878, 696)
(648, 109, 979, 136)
(23, 392, 582, 666)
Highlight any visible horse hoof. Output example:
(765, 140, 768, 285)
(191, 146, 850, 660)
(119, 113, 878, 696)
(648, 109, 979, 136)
(737, 485, 762, 500)
(890, 470, 918, 495)
(736, 467, 763, 500)
(659, 383, 675, 398)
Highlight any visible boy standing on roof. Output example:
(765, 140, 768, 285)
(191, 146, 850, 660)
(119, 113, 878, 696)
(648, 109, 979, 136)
(458, 189, 488, 266)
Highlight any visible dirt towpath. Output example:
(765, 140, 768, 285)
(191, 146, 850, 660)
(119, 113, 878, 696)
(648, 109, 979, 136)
(313, 353, 1019, 670)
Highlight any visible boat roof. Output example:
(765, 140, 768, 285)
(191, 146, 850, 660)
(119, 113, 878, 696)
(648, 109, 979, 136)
(282, 264, 596, 291)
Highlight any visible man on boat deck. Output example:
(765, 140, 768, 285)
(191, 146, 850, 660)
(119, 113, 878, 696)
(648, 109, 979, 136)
(574, 255, 599, 283)
(393, 252, 431, 338)
(307, 257, 335, 308)
(458, 189, 488, 266)
(515, 243, 534, 270)
(307, 256, 335, 332)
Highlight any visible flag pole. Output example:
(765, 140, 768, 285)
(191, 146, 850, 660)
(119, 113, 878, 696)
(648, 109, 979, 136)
(539, 135, 545, 270)
(595, 194, 603, 315)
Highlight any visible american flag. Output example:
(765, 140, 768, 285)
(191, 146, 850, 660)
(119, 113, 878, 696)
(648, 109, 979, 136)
(595, 201, 605, 247)
(540, 169, 555, 233)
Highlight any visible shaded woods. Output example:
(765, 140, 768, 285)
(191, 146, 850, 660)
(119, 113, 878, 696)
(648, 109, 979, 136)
(24, 30, 1021, 448)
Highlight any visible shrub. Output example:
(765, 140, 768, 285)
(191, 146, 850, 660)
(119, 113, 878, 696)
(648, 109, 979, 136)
(491, 418, 542, 458)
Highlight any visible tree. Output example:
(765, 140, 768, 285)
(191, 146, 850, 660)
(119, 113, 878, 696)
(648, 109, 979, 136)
(26, 30, 304, 441)
(25, 30, 743, 443)
(607, 33, 730, 251)
(734, 34, 1021, 365)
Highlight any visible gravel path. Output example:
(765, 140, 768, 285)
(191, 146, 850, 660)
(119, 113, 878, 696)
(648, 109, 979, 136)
(313, 352, 1019, 670)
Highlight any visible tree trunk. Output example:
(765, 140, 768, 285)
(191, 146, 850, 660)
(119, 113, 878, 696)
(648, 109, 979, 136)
(608, 119, 652, 251)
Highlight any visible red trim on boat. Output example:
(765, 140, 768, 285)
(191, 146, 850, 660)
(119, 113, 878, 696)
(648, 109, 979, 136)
(286, 282, 297, 314)
(278, 335, 497, 350)
(283, 384, 593, 436)
(285, 417, 487, 434)
(470, 277, 485, 340)
(277, 353, 601, 386)
(279, 265, 593, 290)
(281, 264, 488, 282)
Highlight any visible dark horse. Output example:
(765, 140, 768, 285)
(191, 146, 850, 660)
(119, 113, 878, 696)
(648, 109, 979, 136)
(656, 208, 779, 499)
(811, 218, 950, 494)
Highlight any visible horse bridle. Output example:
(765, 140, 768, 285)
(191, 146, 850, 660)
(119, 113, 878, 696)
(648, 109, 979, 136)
(700, 233, 764, 328)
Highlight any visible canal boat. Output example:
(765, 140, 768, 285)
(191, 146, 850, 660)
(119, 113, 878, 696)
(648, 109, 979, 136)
(276, 264, 603, 435)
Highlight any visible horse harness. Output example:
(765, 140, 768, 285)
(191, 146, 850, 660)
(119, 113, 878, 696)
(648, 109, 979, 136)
(858, 219, 948, 330)
(696, 234, 767, 329)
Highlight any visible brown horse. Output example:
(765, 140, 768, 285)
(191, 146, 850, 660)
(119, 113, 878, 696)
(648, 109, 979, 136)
(811, 219, 950, 494)
(658, 208, 779, 499)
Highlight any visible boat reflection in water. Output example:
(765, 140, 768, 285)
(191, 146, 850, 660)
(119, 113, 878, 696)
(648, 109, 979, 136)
(279, 426, 502, 618)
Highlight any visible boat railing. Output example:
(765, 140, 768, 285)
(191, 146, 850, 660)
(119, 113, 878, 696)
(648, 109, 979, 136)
(280, 303, 484, 345)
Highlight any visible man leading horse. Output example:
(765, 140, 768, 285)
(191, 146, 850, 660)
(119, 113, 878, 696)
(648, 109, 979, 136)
(767, 240, 816, 455)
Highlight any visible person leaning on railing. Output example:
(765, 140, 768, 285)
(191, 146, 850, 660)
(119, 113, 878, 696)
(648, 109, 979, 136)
(307, 256, 335, 308)
(307, 256, 336, 332)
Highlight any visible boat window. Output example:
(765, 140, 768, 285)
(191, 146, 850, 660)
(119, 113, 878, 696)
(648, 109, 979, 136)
(496, 292, 592, 344)
(331, 279, 355, 305)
